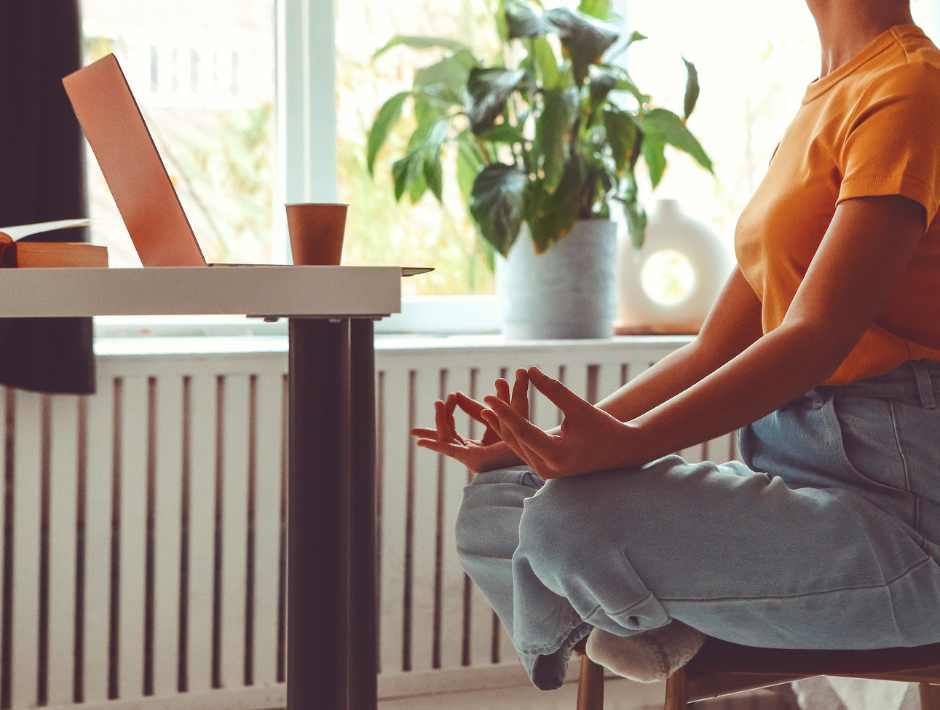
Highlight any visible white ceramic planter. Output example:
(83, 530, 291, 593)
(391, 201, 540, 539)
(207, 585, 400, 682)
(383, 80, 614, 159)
(617, 199, 733, 333)
(496, 219, 618, 340)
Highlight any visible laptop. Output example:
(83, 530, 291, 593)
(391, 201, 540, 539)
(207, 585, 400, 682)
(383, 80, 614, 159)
(62, 54, 430, 276)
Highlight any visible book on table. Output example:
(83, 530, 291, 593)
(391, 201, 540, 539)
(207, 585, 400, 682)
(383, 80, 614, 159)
(0, 219, 107, 268)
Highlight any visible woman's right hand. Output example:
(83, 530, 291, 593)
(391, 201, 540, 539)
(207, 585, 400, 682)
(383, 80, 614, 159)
(410, 370, 530, 473)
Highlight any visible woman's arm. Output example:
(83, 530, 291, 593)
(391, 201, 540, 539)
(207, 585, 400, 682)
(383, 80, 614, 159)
(627, 194, 927, 461)
(479, 194, 927, 478)
(594, 267, 764, 422)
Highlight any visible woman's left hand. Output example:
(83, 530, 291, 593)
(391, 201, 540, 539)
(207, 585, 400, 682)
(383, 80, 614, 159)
(481, 366, 648, 479)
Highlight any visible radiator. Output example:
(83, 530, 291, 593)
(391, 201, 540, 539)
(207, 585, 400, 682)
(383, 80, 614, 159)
(0, 336, 737, 708)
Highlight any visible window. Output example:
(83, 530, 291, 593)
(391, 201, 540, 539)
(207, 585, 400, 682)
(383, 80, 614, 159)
(81, 0, 279, 267)
(334, 0, 502, 297)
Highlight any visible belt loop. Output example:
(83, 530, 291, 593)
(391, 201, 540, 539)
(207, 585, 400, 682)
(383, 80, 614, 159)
(911, 360, 937, 409)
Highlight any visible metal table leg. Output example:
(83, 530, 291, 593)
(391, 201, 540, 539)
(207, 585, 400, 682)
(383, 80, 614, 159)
(349, 320, 378, 709)
(288, 318, 352, 709)
(287, 317, 379, 710)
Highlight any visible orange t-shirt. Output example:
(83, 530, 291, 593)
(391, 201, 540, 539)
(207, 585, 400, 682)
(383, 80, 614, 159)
(734, 24, 940, 385)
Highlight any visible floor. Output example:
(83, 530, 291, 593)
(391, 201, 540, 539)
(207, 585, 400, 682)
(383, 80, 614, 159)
(377, 680, 800, 710)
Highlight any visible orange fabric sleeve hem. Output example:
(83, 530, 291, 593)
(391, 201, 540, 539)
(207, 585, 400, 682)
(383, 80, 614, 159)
(837, 173, 938, 226)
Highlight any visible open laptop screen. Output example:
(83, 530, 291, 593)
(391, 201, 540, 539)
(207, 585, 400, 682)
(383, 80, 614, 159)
(63, 54, 207, 267)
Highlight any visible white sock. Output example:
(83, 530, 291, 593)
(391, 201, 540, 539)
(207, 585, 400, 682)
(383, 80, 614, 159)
(585, 620, 706, 683)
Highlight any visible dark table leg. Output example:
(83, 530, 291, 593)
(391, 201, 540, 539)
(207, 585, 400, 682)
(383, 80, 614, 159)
(287, 318, 380, 710)
(288, 318, 352, 709)
(349, 320, 378, 709)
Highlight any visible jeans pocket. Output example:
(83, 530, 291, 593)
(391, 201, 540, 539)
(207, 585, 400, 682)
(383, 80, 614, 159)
(822, 393, 911, 494)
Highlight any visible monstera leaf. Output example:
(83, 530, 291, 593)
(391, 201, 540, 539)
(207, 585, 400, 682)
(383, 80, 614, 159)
(467, 68, 527, 134)
(544, 8, 618, 84)
(469, 164, 528, 255)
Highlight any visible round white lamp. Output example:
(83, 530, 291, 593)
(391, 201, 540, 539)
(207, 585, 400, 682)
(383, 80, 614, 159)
(617, 199, 734, 334)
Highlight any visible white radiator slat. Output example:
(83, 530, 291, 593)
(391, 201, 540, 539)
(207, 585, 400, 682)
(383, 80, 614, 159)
(594, 359, 623, 405)
(83, 382, 114, 702)
(410, 367, 441, 672)
(11, 391, 42, 707)
(468, 364, 503, 667)
(220, 375, 251, 688)
(563, 361, 590, 403)
(152, 375, 184, 696)
(251, 372, 283, 683)
(47, 396, 80, 705)
(378, 367, 408, 675)
(439, 365, 471, 671)
(118, 377, 149, 700)
(185, 375, 217, 692)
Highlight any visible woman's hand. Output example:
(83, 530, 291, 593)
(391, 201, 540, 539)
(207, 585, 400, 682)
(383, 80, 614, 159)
(481, 367, 645, 479)
(410, 373, 528, 473)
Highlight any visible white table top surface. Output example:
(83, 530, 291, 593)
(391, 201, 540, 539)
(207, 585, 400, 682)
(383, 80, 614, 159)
(0, 265, 411, 318)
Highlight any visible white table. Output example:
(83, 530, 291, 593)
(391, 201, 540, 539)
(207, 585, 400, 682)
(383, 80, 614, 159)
(0, 265, 423, 710)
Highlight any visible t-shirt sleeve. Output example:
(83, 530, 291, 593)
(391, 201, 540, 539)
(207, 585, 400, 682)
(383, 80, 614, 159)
(837, 63, 940, 226)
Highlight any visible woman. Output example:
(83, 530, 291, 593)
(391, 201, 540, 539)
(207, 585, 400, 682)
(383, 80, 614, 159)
(411, 0, 940, 691)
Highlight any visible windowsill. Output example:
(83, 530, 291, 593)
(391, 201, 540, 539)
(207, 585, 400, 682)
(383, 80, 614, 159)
(94, 331, 695, 358)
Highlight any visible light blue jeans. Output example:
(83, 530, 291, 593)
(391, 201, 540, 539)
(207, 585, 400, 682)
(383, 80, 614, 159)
(455, 360, 940, 690)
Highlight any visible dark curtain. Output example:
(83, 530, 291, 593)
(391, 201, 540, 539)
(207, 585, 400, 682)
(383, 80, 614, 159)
(0, 0, 95, 395)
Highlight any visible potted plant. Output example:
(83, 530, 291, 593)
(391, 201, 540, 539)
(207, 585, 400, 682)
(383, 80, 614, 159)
(367, 0, 713, 338)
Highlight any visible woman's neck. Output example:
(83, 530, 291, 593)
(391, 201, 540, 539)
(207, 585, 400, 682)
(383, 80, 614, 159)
(807, 0, 915, 77)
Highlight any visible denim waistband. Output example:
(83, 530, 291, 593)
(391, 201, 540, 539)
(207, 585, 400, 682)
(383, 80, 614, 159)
(815, 359, 940, 409)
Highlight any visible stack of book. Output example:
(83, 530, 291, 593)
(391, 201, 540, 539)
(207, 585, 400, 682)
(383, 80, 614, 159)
(0, 219, 107, 268)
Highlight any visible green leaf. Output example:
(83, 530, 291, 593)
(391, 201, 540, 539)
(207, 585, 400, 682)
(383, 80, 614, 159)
(639, 108, 712, 172)
(457, 134, 485, 204)
(682, 57, 700, 119)
(536, 89, 574, 189)
(506, 1, 551, 38)
(597, 64, 648, 104)
(414, 49, 478, 104)
(392, 118, 448, 204)
(544, 8, 619, 85)
(624, 199, 648, 248)
(589, 68, 617, 108)
(367, 91, 410, 176)
(532, 37, 562, 89)
(602, 109, 639, 173)
(424, 156, 443, 201)
(391, 154, 413, 201)
(495, 0, 510, 40)
(626, 30, 647, 47)
(529, 154, 585, 252)
(466, 67, 527, 134)
(469, 164, 528, 255)
(408, 161, 428, 202)
(577, 0, 616, 21)
(422, 120, 449, 202)
(374, 35, 470, 59)
(478, 124, 525, 143)
(642, 130, 666, 187)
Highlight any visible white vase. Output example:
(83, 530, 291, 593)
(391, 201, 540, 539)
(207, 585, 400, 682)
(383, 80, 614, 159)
(496, 220, 618, 339)
(617, 199, 733, 334)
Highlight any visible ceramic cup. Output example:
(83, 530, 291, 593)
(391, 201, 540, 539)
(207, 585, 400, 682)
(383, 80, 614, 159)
(286, 203, 348, 265)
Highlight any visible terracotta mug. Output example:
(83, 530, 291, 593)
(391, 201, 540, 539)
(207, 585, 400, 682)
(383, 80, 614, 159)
(286, 203, 348, 265)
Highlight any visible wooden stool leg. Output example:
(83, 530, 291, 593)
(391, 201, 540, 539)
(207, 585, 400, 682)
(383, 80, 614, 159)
(577, 654, 605, 710)
(921, 682, 940, 710)
(664, 667, 689, 710)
